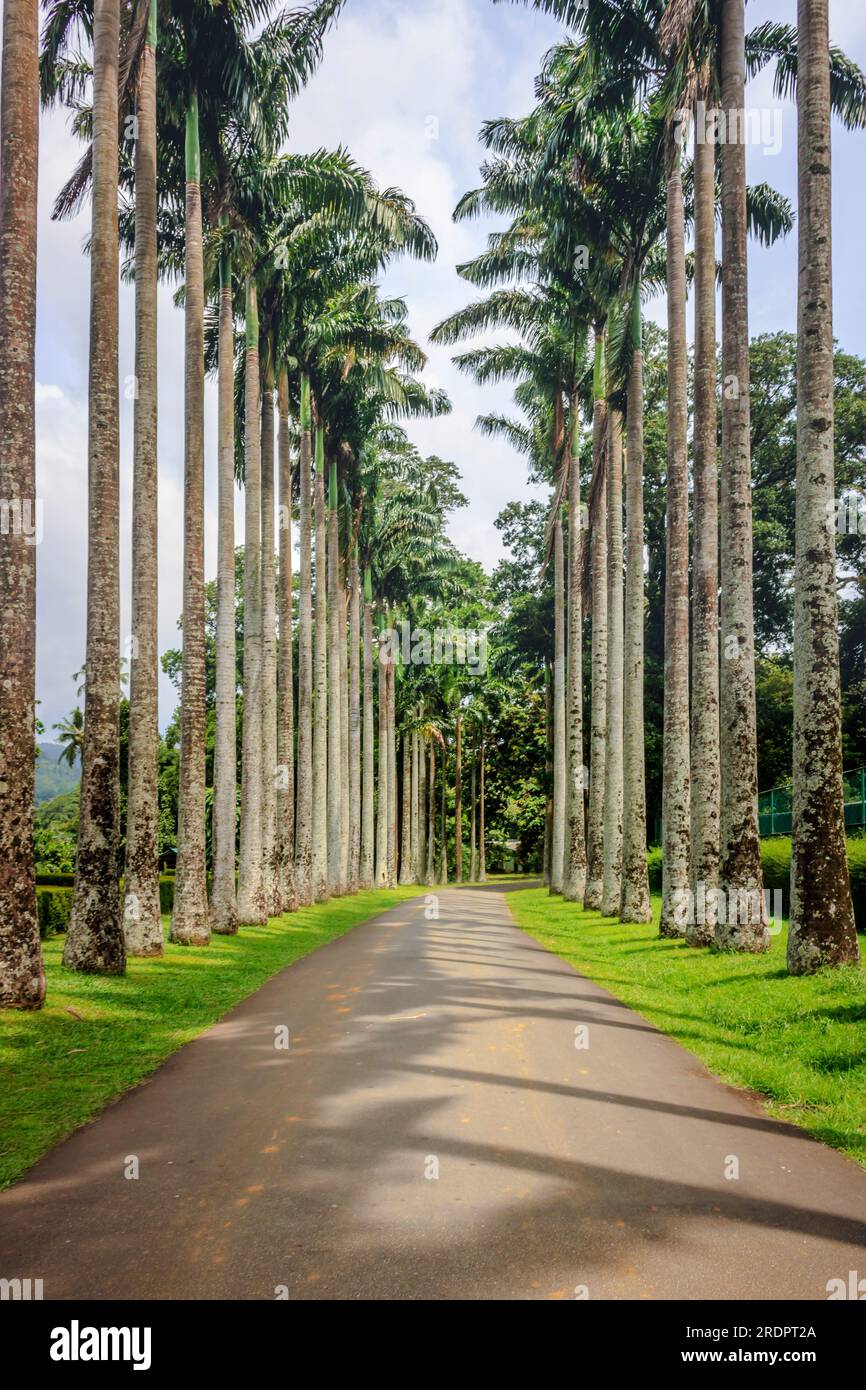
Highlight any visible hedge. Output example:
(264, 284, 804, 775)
(36, 886, 73, 939)
(646, 837, 866, 932)
(34, 876, 178, 928)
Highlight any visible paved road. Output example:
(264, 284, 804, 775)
(2, 885, 866, 1300)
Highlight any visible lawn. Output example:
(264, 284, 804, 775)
(507, 888, 866, 1167)
(0, 887, 423, 1190)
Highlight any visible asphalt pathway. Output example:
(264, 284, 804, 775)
(2, 885, 866, 1300)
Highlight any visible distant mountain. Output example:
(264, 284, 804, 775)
(35, 743, 80, 804)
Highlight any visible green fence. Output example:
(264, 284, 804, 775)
(758, 767, 866, 836)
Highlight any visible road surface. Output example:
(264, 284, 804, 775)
(2, 885, 866, 1300)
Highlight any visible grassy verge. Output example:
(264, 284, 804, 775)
(507, 888, 866, 1167)
(0, 887, 422, 1190)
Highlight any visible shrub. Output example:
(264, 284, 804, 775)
(36, 886, 73, 939)
(646, 845, 663, 893)
(159, 876, 175, 914)
(35, 872, 75, 888)
(645, 836, 866, 932)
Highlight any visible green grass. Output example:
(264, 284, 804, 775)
(0, 887, 423, 1190)
(507, 888, 866, 1167)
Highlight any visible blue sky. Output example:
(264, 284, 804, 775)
(31, 0, 866, 734)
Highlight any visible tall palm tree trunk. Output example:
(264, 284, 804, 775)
(620, 301, 651, 922)
(439, 737, 448, 884)
(469, 749, 478, 883)
(293, 374, 314, 904)
(563, 404, 586, 904)
(65, 0, 125, 970)
(409, 725, 418, 879)
(399, 734, 412, 883)
(387, 653, 398, 886)
(688, 124, 721, 946)
(479, 737, 486, 881)
(359, 572, 374, 887)
(584, 330, 608, 910)
(235, 278, 267, 926)
(659, 131, 691, 940)
(311, 424, 329, 901)
(550, 510, 566, 893)
(717, 0, 767, 951)
(0, 0, 44, 1004)
(339, 583, 350, 891)
(276, 368, 295, 913)
(123, 0, 161, 956)
(375, 622, 389, 886)
(418, 723, 427, 882)
(543, 659, 552, 884)
(209, 239, 237, 934)
(347, 545, 361, 892)
(169, 91, 210, 946)
(602, 407, 624, 915)
(260, 377, 279, 914)
(788, 0, 858, 972)
(426, 740, 436, 886)
(327, 456, 342, 894)
(454, 710, 464, 881)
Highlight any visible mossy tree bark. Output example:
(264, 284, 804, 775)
(688, 123, 721, 947)
(788, 0, 859, 973)
(235, 278, 267, 927)
(124, 0, 162, 956)
(293, 374, 314, 905)
(65, 0, 126, 972)
(620, 302, 651, 923)
(717, 0, 767, 951)
(660, 132, 692, 941)
(0, 0, 45, 1004)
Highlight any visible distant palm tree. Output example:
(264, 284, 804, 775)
(54, 708, 86, 768)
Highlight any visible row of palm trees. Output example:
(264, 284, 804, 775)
(444, 0, 863, 972)
(0, 0, 489, 1010)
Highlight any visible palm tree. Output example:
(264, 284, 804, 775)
(210, 229, 238, 934)
(375, 621, 389, 887)
(327, 449, 343, 894)
(63, 0, 125, 973)
(687, 78, 719, 946)
(659, 123, 690, 940)
(259, 349, 280, 913)
(585, 328, 609, 911)
(715, 0, 766, 951)
(0, 0, 44, 1006)
(312, 421, 329, 900)
(563, 401, 586, 903)
(601, 405, 624, 915)
(235, 277, 267, 926)
(54, 707, 85, 767)
(347, 533, 362, 892)
(788, 0, 859, 973)
(276, 366, 296, 913)
(123, 0, 161, 957)
(295, 373, 314, 903)
(550, 504, 566, 893)
(359, 565, 374, 887)
(170, 63, 210, 943)
(620, 289, 651, 921)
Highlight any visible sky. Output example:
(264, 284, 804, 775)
(27, 0, 866, 734)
